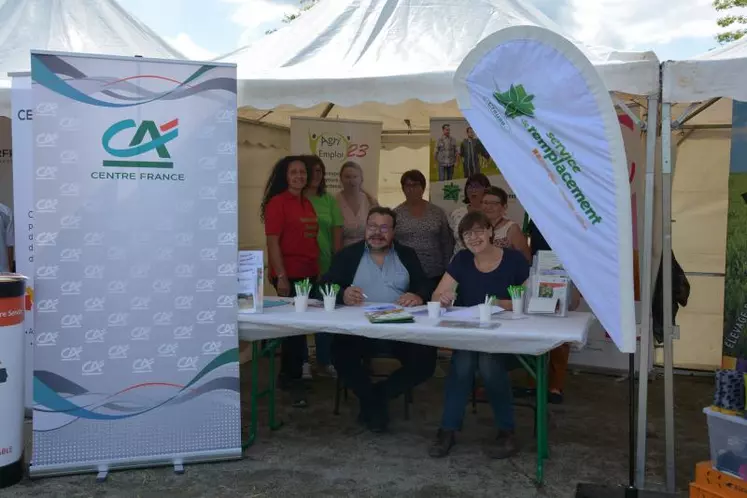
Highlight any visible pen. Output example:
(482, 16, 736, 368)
(362, 293, 369, 299)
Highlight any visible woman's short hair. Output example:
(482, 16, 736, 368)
(463, 173, 491, 204)
(457, 210, 493, 245)
(400, 169, 427, 189)
(483, 186, 508, 206)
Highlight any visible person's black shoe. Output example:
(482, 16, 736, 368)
(367, 398, 389, 433)
(429, 429, 455, 458)
(548, 391, 564, 404)
(290, 380, 309, 408)
(485, 430, 519, 459)
(512, 387, 535, 398)
(357, 409, 370, 426)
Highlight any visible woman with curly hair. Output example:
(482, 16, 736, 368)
(261, 155, 319, 407)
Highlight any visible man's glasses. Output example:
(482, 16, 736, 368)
(402, 182, 422, 190)
(481, 200, 501, 207)
(366, 224, 391, 234)
(462, 229, 488, 239)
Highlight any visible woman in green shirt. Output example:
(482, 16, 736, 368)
(303, 155, 343, 377)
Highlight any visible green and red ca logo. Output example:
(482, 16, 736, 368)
(101, 118, 179, 168)
(0, 361, 7, 384)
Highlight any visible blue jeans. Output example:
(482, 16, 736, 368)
(440, 350, 515, 431)
(302, 333, 333, 366)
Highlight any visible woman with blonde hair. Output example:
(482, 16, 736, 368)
(335, 161, 378, 247)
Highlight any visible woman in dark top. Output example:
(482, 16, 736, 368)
(429, 211, 530, 459)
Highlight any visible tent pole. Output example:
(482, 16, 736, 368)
(574, 97, 676, 498)
(635, 94, 659, 488)
(660, 102, 676, 493)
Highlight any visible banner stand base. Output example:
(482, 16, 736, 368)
(575, 355, 677, 498)
(0, 456, 24, 489)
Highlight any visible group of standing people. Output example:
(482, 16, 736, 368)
(261, 155, 577, 458)
(261, 155, 376, 405)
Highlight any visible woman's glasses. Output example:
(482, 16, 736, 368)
(462, 229, 488, 240)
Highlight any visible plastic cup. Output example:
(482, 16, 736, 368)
(427, 301, 441, 318)
(478, 303, 491, 323)
(294, 295, 309, 313)
(323, 296, 336, 312)
(512, 295, 525, 316)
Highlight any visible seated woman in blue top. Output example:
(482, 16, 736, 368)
(429, 210, 530, 459)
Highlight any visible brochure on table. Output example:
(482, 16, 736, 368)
(238, 251, 264, 313)
(526, 250, 571, 317)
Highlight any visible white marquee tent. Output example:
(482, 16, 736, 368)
(0, 0, 185, 117)
(0, 0, 185, 208)
(218, 1, 675, 489)
(218, 0, 662, 288)
(219, 0, 660, 131)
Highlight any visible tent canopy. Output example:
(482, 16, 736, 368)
(0, 0, 184, 116)
(219, 0, 660, 131)
(663, 37, 747, 103)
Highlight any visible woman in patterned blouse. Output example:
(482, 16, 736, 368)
(393, 170, 454, 293)
(480, 186, 531, 262)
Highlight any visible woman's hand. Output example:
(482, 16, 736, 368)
(276, 276, 291, 297)
(397, 293, 423, 307)
(438, 290, 456, 308)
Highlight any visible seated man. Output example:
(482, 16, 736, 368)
(321, 206, 437, 432)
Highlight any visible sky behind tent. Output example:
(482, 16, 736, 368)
(118, 0, 738, 62)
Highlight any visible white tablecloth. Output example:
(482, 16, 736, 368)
(238, 303, 595, 356)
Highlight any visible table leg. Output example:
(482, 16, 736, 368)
(242, 341, 261, 451)
(267, 341, 283, 431)
(535, 352, 549, 485)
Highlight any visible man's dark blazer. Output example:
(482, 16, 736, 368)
(319, 240, 431, 305)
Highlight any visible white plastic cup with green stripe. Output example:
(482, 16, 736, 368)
(508, 285, 525, 316)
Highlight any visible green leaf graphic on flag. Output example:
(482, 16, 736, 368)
(494, 84, 535, 119)
(443, 183, 460, 201)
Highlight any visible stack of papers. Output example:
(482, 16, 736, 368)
(365, 306, 415, 324)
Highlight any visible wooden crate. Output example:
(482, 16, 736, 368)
(694, 461, 747, 498)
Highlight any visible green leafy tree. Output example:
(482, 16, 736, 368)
(714, 0, 747, 44)
(266, 0, 320, 34)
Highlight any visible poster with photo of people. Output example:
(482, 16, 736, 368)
(428, 117, 526, 227)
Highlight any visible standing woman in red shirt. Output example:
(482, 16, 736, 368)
(261, 155, 320, 407)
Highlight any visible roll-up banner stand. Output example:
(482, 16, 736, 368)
(29, 51, 241, 478)
(10, 73, 35, 409)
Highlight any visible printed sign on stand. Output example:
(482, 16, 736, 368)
(29, 51, 241, 477)
(290, 117, 382, 195)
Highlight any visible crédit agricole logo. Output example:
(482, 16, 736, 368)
(488, 83, 602, 229)
(94, 118, 185, 182)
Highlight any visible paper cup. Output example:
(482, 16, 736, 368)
(478, 303, 491, 323)
(294, 295, 309, 313)
(427, 301, 441, 319)
(323, 296, 336, 312)
(512, 295, 524, 316)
